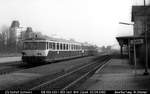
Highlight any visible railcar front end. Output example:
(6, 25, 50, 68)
(22, 39, 49, 63)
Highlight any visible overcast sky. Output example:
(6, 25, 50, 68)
(0, 0, 147, 48)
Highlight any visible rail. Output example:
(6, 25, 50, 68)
(30, 55, 111, 90)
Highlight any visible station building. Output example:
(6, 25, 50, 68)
(116, 6, 150, 67)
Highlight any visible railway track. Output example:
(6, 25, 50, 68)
(5, 58, 93, 90)
(0, 56, 91, 75)
(3, 55, 110, 90)
(28, 55, 111, 90)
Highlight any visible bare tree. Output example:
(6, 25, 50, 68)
(0, 25, 9, 52)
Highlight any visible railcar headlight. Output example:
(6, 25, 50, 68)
(37, 53, 42, 55)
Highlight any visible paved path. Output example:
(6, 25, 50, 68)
(78, 58, 150, 90)
(0, 57, 21, 63)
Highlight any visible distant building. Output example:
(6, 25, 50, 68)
(24, 27, 33, 39)
(10, 20, 20, 28)
(9, 20, 20, 44)
(32, 32, 43, 38)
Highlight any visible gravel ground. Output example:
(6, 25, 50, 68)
(18, 56, 95, 75)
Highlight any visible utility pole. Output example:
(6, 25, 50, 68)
(143, 0, 149, 75)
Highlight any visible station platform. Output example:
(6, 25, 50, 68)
(78, 58, 150, 90)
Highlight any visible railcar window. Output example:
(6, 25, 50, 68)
(74, 45, 75, 50)
(79, 45, 81, 50)
(70, 44, 72, 50)
(63, 44, 65, 50)
(76, 45, 78, 50)
(73, 45, 74, 50)
(66, 44, 68, 50)
(77, 45, 79, 49)
(67, 44, 69, 50)
(49, 42, 53, 49)
(52, 43, 55, 50)
(60, 43, 63, 50)
(75, 45, 77, 50)
(71, 44, 73, 50)
(74, 45, 76, 50)
(57, 43, 59, 50)
(23, 42, 46, 50)
(69, 44, 71, 50)
(47, 42, 49, 49)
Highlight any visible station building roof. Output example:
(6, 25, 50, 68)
(116, 35, 144, 46)
(117, 6, 150, 46)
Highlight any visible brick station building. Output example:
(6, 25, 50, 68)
(116, 6, 150, 66)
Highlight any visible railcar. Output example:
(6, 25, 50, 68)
(21, 38, 88, 64)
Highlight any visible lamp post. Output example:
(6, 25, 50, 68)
(143, 0, 149, 75)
